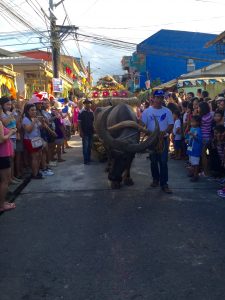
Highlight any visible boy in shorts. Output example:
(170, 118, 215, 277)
(187, 115, 202, 182)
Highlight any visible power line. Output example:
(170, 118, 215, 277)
(0, 9, 29, 42)
(0, 41, 50, 47)
(0, 0, 49, 41)
(0, 0, 27, 13)
(62, 1, 83, 59)
(80, 15, 225, 31)
(25, 0, 47, 25)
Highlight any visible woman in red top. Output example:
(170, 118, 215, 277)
(0, 114, 17, 212)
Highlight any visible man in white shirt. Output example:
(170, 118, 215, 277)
(142, 90, 174, 194)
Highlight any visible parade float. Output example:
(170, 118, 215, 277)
(87, 75, 141, 162)
(89, 75, 140, 107)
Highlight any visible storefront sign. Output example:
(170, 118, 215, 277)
(52, 78, 63, 93)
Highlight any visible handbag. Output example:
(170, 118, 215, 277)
(31, 137, 43, 148)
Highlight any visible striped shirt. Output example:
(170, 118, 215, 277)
(201, 112, 213, 141)
(217, 143, 225, 163)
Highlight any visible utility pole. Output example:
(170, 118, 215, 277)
(88, 61, 91, 83)
(49, 0, 60, 79)
(48, 0, 79, 96)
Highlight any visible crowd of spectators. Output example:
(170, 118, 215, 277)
(141, 88, 225, 197)
(0, 93, 80, 212)
(2, 87, 225, 211)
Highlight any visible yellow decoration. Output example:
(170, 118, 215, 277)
(1, 76, 6, 85)
(0, 75, 17, 99)
(73, 62, 80, 75)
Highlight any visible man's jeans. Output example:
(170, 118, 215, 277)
(150, 138, 169, 187)
(82, 135, 93, 163)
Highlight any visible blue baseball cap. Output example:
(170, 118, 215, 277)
(154, 90, 165, 97)
(62, 106, 69, 113)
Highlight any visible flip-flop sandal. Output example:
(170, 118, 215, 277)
(0, 202, 16, 212)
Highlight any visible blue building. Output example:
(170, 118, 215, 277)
(135, 29, 223, 89)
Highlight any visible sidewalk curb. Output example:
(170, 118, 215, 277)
(8, 176, 31, 203)
(0, 176, 31, 216)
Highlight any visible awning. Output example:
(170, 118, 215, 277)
(153, 79, 177, 90)
(178, 77, 225, 87)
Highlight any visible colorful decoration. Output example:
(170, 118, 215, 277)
(94, 75, 124, 91)
(63, 63, 77, 80)
(92, 91, 99, 98)
(0, 75, 17, 99)
(112, 91, 119, 97)
(102, 90, 110, 97)
(33, 92, 44, 100)
(120, 91, 128, 97)
(91, 75, 130, 100)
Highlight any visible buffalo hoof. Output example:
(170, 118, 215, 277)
(111, 181, 121, 189)
(123, 178, 134, 186)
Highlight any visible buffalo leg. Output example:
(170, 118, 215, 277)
(108, 157, 125, 185)
(123, 154, 135, 186)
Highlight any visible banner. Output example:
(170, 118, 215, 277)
(52, 78, 63, 93)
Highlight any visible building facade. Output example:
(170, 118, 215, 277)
(122, 29, 224, 91)
(0, 50, 90, 99)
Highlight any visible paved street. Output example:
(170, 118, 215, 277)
(1, 136, 225, 300)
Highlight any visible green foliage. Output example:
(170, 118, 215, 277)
(151, 78, 161, 88)
(138, 90, 151, 103)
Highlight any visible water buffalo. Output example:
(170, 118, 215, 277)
(94, 103, 159, 189)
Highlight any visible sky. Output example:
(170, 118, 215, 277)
(0, 0, 225, 81)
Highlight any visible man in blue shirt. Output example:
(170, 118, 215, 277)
(142, 90, 174, 194)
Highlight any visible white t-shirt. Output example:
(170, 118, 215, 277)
(22, 117, 41, 140)
(142, 106, 174, 132)
(173, 119, 182, 140)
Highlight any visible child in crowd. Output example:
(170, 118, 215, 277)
(187, 115, 202, 182)
(181, 101, 188, 121)
(213, 110, 224, 128)
(208, 125, 225, 178)
(183, 103, 194, 159)
(172, 110, 182, 160)
(192, 98, 199, 116)
(199, 101, 213, 176)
